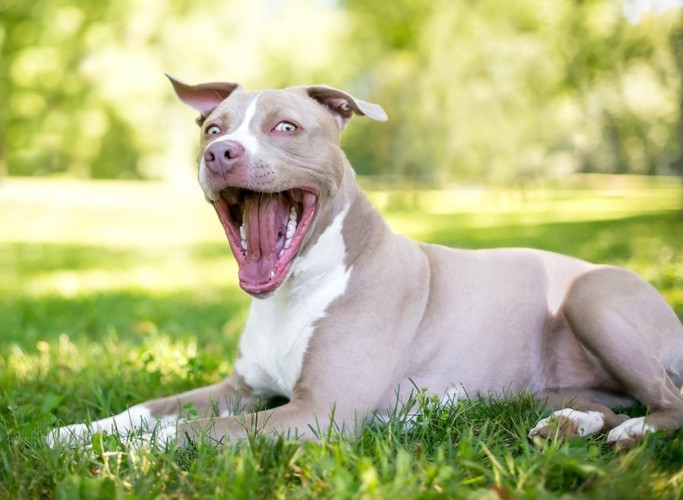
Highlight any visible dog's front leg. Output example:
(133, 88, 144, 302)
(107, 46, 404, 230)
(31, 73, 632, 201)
(164, 400, 326, 447)
(47, 373, 256, 448)
(168, 315, 425, 447)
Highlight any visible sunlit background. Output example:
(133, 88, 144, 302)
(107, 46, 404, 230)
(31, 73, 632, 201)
(2, 0, 683, 310)
(2, 0, 683, 184)
(2, 3, 683, 495)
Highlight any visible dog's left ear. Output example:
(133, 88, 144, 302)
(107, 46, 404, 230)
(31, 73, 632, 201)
(166, 73, 240, 123)
(306, 86, 388, 130)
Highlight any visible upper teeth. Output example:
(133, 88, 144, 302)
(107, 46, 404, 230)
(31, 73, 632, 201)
(240, 210, 248, 254)
(240, 207, 299, 259)
(286, 212, 297, 240)
(280, 207, 298, 257)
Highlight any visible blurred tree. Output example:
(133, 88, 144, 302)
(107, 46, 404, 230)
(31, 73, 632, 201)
(342, 0, 682, 183)
(669, 9, 683, 177)
(1, 0, 681, 183)
(0, 0, 143, 178)
(0, 0, 351, 181)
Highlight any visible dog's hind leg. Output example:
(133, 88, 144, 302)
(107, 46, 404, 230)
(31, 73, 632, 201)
(529, 388, 634, 439)
(560, 266, 683, 445)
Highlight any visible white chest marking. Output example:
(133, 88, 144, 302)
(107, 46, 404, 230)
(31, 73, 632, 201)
(235, 206, 351, 398)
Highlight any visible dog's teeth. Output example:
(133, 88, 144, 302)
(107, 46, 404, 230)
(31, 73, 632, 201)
(241, 239, 248, 251)
(286, 220, 297, 239)
(284, 239, 292, 250)
(239, 224, 246, 240)
(278, 250, 284, 258)
(270, 271, 275, 280)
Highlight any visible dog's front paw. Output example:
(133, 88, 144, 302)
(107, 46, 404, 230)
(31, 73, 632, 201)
(122, 424, 177, 451)
(151, 424, 178, 449)
(46, 423, 94, 448)
(529, 409, 605, 439)
(171, 419, 226, 448)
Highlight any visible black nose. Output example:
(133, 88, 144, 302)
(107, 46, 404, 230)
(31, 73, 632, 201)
(203, 140, 245, 174)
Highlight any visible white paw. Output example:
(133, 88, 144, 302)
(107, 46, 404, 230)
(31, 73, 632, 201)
(151, 424, 177, 448)
(529, 409, 605, 438)
(123, 424, 176, 451)
(46, 406, 172, 449)
(46, 423, 95, 448)
(606, 417, 655, 443)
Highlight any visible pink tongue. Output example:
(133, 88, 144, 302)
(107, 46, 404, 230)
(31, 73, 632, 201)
(238, 194, 289, 285)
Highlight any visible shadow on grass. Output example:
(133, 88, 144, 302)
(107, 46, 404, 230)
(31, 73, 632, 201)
(0, 289, 249, 349)
(0, 288, 250, 423)
(1, 210, 681, 352)
(0, 241, 231, 276)
(417, 210, 682, 260)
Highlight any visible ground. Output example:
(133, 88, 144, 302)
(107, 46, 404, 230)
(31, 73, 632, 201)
(1, 176, 682, 498)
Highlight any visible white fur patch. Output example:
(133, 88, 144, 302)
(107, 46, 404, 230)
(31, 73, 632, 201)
(152, 424, 177, 447)
(235, 206, 351, 398)
(210, 95, 260, 156)
(440, 386, 466, 405)
(606, 416, 655, 443)
(529, 408, 605, 438)
(127, 423, 177, 451)
(46, 404, 170, 448)
(199, 95, 261, 199)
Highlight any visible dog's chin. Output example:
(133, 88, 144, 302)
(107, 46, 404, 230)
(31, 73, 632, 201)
(239, 265, 292, 298)
(212, 187, 318, 297)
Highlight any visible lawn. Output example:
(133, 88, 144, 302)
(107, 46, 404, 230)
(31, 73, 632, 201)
(1, 177, 682, 498)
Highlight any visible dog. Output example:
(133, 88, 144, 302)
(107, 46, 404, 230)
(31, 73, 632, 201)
(47, 75, 683, 449)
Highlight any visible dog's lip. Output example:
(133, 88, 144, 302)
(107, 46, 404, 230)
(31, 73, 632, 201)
(213, 186, 318, 296)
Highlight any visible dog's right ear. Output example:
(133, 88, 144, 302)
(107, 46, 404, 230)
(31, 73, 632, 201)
(305, 86, 388, 130)
(166, 73, 240, 124)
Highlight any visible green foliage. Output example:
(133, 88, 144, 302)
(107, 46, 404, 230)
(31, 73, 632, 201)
(343, 0, 683, 182)
(0, 0, 140, 178)
(0, 179, 682, 497)
(1, 0, 682, 182)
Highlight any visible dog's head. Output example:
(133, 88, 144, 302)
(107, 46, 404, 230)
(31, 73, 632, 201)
(167, 74, 387, 297)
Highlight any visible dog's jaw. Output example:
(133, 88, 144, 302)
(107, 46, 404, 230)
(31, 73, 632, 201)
(214, 188, 318, 296)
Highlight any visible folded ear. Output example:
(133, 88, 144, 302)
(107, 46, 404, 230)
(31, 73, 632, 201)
(166, 73, 240, 121)
(305, 85, 388, 130)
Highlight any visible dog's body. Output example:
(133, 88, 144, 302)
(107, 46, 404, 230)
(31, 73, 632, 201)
(48, 77, 683, 448)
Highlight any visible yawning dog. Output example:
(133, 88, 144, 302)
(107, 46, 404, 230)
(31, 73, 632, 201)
(47, 76, 683, 448)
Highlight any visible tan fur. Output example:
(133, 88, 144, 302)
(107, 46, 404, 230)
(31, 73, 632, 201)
(154, 78, 683, 446)
(48, 77, 683, 448)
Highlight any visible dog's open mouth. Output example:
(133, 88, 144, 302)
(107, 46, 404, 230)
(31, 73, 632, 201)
(213, 187, 317, 295)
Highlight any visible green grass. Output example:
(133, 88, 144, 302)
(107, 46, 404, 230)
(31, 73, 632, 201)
(1, 178, 682, 498)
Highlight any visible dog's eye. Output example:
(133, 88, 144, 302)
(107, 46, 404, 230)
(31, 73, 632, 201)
(206, 125, 221, 135)
(274, 121, 297, 133)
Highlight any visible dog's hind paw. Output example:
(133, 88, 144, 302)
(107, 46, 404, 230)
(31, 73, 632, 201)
(529, 409, 605, 439)
(606, 417, 655, 445)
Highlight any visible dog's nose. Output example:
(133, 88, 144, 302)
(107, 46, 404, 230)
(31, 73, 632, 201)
(203, 140, 245, 174)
